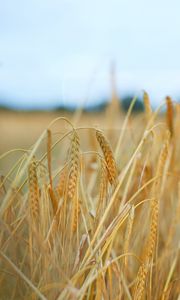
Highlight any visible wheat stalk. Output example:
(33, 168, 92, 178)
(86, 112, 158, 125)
(47, 129, 53, 188)
(124, 205, 134, 268)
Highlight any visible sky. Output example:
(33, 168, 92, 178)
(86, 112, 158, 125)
(0, 0, 180, 109)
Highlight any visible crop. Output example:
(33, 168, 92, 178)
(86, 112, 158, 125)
(0, 93, 179, 299)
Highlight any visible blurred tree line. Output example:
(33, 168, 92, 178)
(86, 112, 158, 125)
(0, 95, 144, 113)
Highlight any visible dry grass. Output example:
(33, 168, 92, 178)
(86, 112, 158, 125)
(0, 95, 180, 299)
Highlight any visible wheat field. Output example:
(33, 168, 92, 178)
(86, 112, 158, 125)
(0, 94, 180, 299)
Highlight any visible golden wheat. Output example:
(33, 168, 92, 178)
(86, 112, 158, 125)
(166, 96, 174, 137)
(96, 130, 118, 186)
(0, 98, 180, 300)
(67, 130, 80, 199)
(28, 157, 39, 219)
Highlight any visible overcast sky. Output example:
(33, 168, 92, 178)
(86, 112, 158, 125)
(0, 0, 180, 108)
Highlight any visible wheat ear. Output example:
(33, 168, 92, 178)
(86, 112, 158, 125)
(96, 130, 118, 186)
(72, 197, 80, 232)
(47, 129, 58, 214)
(134, 261, 148, 300)
(166, 96, 174, 137)
(68, 130, 80, 199)
(28, 157, 39, 219)
(143, 91, 152, 123)
(56, 166, 68, 199)
(96, 159, 108, 224)
(146, 134, 169, 259)
(146, 135, 169, 260)
(134, 136, 169, 299)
